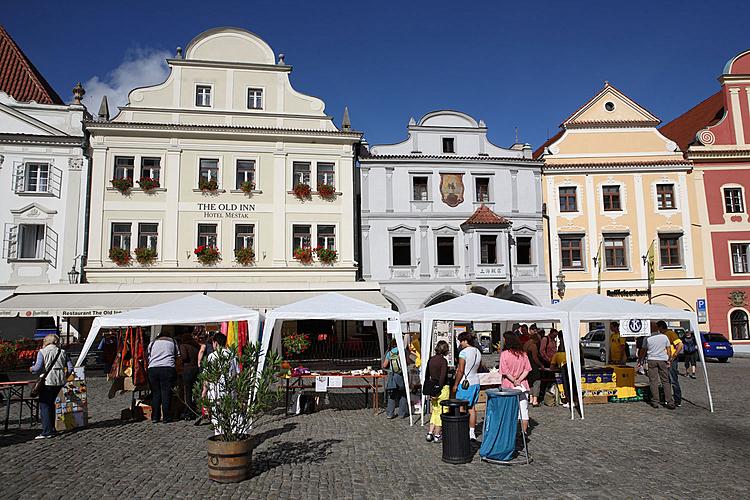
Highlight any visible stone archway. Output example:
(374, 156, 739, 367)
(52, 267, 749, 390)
(492, 284, 536, 305)
(470, 286, 488, 295)
(423, 290, 461, 307)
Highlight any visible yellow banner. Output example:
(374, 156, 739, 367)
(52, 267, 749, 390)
(647, 239, 655, 284)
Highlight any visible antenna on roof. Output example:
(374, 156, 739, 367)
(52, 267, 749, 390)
(515, 127, 519, 144)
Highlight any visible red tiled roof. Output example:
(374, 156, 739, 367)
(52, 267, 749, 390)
(0, 25, 63, 105)
(461, 204, 510, 227)
(533, 128, 563, 159)
(660, 91, 724, 153)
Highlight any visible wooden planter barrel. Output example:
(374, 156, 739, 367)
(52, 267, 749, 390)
(207, 436, 254, 483)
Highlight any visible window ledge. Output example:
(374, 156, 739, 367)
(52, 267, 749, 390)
(605, 267, 630, 271)
(15, 191, 55, 197)
(410, 200, 433, 203)
(229, 189, 263, 194)
(192, 188, 227, 194)
(561, 267, 585, 272)
(660, 265, 684, 270)
(106, 187, 167, 193)
(657, 208, 678, 211)
(473, 201, 494, 205)
(8, 258, 49, 263)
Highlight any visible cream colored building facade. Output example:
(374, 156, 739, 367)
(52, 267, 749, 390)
(538, 84, 707, 319)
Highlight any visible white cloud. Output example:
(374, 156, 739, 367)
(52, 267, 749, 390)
(83, 48, 171, 118)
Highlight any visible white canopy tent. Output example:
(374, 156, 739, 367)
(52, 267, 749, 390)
(257, 293, 411, 423)
(551, 294, 714, 418)
(399, 293, 571, 424)
(75, 294, 261, 367)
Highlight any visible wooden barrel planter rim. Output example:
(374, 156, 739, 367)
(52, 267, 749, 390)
(207, 435, 254, 483)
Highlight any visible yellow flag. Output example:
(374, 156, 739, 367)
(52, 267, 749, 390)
(647, 239, 655, 284)
(596, 240, 603, 282)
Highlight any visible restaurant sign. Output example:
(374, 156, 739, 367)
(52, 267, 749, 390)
(197, 202, 255, 219)
(0, 309, 123, 318)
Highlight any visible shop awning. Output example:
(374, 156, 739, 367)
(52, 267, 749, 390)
(0, 283, 390, 318)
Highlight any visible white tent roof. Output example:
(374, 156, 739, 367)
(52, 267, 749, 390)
(401, 293, 565, 323)
(550, 294, 695, 321)
(75, 294, 260, 367)
(264, 292, 398, 321)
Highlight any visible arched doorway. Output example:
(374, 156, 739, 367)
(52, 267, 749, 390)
(492, 285, 535, 305)
(386, 298, 399, 312)
(425, 292, 459, 307)
(730, 309, 750, 340)
(469, 286, 488, 295)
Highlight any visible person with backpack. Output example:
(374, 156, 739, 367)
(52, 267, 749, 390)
(382, 338, 407, 419)
(424, 340, 450, 443)
(682, 331, 699, 379)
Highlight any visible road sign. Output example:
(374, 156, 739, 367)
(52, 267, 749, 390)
(551, 299, 560, 304)
(697, 298, 707, 324)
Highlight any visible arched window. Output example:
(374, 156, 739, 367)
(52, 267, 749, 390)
(730, 309, 750, 340)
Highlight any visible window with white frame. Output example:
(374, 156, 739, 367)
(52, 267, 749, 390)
(137, 223, 158, 250)
(559, 186, 577, 212)
(317, 225, 335, 249)
(199, 159, 219, 184)
(197, 224, 218, 247)
(235, 160, 256, 189)
(724, 187, 744, 213)
(235, 224, 254, 250)
(23, 163, 49, 192)
(317, 163, 335, 188)
(247, 88, 263, 109)
(114, 156, 134, 180)
(141, 158, 161, 182)
(560, 235, 584, 269)
(604, 235, 628, 269)
(17, 224, 45, 259)
(111, 223, 131, 250)
(412, 176, 429, 201)
(292, 224, 311, 252)
(656, 184, 675, 210)
(195, 85, 212, 107)
(731, 243, 750, 273)
(480, 235, 498, 264)
(392, 236, 412, 266)
(475, 177, 490, 202)
(602, 185, 621, 211)
(436, 236, 454, 265)
(659, 234, 682, 267)
(442, 137, 455, 153)
(292, 162, 311, 186)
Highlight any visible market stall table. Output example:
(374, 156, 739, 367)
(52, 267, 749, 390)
(1, 380, 36, 431)
(284, 373, 386, 415)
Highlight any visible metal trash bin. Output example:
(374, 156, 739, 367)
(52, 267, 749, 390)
(440, 399, 470, 464)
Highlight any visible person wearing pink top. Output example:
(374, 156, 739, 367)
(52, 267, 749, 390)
(499, 332, 531, 433)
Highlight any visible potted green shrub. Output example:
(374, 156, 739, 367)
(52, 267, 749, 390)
(199, 178, 219, 192)
(108, 247, 131, 266)
(195, 343, 281, 483)
(134, 246, 158, 266)
(111, 177, 133, 194)
(240, 180, 255, 195)
(235, 246, 255, 266)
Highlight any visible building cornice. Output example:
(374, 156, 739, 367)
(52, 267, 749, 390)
(116, 105, 333, 121)
(83, 120, 362, 140)
(360, 154, 540, 166)
(0, 133, 84, 146)
(686, 147, 750, 162)
(543, 159, 692, 173)
(167, 58, 293, 73)
(564, 120, 660, 129)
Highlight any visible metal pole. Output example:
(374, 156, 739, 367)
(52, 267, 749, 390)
(542, 204, 554, 302)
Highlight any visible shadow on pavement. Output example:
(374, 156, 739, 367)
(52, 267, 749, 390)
(249, 437, 342, 477)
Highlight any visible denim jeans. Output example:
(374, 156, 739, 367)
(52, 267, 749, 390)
(39, 384, 62, 436)
(386, 389, 408, 417)
(148, 366, 176, 422)
(669, 361, 682, 404)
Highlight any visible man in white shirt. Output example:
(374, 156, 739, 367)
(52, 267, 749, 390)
(638, 329, 675, 410)
(452, 331, 482, 440)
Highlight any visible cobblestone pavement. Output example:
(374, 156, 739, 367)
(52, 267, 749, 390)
(1, 357, 748, 499)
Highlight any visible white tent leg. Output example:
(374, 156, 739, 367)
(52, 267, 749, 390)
(393, 327, 413, 425)
(420, 315, 433, 426)
(272, 321, 283, 357)
(692, 318, 714, 412)
(375, 321, 385, 358)
(75, 321, 101, 367)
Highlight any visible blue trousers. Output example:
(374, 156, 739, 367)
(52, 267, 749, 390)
(39, 384, 62, 436)
(669, 361, 682, 404)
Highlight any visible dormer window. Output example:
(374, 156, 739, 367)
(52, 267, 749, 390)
(442, 138, 455, 154)
(196, 85, 212, 107)
(247, 88, 263, 109)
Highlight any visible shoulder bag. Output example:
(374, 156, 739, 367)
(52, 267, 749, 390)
(31, 347, 62, 398)
(460, 348, 479, 390)
(421, 358, 442, 396)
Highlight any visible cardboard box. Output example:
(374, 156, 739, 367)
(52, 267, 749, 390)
(583, 395, 609, 404)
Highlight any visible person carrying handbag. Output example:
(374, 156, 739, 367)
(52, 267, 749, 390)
(424, 340, 450, 443)
(30, 334, 73, 439)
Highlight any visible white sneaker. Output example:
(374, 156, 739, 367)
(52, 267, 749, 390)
(34, 434, 50, 440)
(562, 403, 577, 408)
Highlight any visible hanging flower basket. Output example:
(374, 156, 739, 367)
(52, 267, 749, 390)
(317, 183, 336, 200)
(235, 246, 255, 266)
(111, 178, 133, 194)
(137, 177, 160, 192)
(108, 247, 131, 266)
(199, 179, 219, 192)
(240, 180, 256, 195)
(293, 183, 311, 200)
(194, 245, 221, 265)
(282, 332, 311, 356)
(134, 246, 158, 266)
(314, 246, 338, 265)
(293, 247, 313, 265)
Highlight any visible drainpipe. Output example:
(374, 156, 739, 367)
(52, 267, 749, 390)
(80, 130, 93, 283)
(353, 141, 363, 281)
(542, 203, 553, 301)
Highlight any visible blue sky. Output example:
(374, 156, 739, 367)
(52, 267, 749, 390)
(4, 0, 750, 148)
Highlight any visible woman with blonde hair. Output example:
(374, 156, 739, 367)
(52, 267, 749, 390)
(30, 334, 73, 439)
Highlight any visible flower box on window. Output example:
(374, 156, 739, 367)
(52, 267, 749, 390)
(234, 246, 255, 266)
(199, 179, 219, 192)
(111, 178, 133, 194)
(134, 246, 158, 266)
(314, 246, 337, 265)
(108, 247, 131, 266)
(293, 246, 313, 264)
(194, 245, 221, 265)
(240, 180, 256, 195)
(137, 177, 160, 192)
(317, 183, 336, 200)
(293, 183, 311, 201)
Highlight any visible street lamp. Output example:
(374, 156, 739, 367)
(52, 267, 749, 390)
(68, 264, 80, 284)
(556, 271, 566, 299)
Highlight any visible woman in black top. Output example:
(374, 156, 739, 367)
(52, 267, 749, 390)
(426, 340, 450, 443)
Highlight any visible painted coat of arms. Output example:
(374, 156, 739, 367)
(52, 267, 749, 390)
(440, 173, 464, 207)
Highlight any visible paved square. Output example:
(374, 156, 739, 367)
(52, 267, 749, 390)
(1, 358, 747, 499)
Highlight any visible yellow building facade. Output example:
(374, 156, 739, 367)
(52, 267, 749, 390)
(537, 84, 707, 320)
